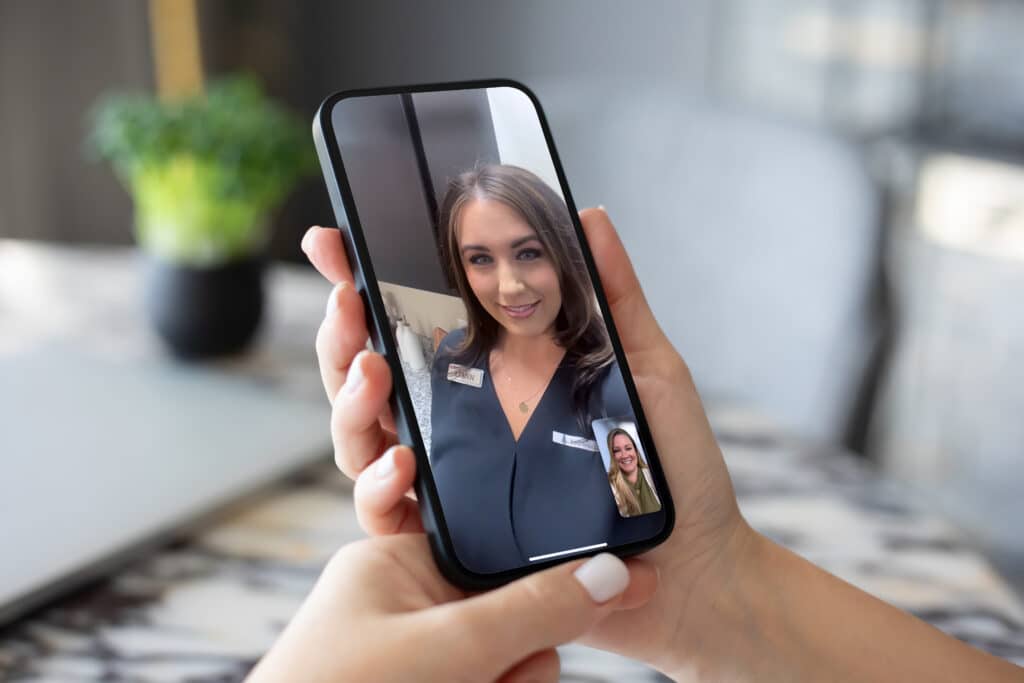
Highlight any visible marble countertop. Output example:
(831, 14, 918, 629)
(400, 354, 434, 455)
(2, 411, 1022, 681)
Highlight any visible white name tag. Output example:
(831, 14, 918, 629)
(446, 363, 484, 388)
(552, 431, 599, 452)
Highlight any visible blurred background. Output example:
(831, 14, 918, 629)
(2, 0, 1022, 612)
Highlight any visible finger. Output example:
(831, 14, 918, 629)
(353, 445, 424, 535)
(578, 207, 669, 356)
(316, 280, 370, 400)
(301, 226, 354, 285)
(431, 553, 658, 679)
(331, 350, 399, 479)
(314, 267, 398, 437)
(497, 648, 560, 683)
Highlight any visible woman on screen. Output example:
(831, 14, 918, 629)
(606, 428, 662, 517)
(428, 164, 662, 574)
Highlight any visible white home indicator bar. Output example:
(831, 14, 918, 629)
(528, 542, 608, 562)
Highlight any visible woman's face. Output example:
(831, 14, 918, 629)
(458, 198, 562, 339)
(611, 433, 638, 474)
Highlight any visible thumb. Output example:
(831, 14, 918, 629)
(431, 554, 654, 679)
(579, 207, 671, 357)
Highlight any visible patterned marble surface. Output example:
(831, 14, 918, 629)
(400, 355, 434, 455)
(1, 412, 1022, 681)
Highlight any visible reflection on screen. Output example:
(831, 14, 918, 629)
(332, 86, 665, 574)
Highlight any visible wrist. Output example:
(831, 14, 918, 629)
(667, 523, 1024, 682)
(658, 518, 781, 681)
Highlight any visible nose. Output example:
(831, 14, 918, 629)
(497, 262, 526, 299)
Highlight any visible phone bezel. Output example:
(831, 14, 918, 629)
(313, 78, 674, 589)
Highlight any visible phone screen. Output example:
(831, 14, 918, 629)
(327, 84, 668, 576)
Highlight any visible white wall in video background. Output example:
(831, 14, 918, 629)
(487, 87, 563, 199)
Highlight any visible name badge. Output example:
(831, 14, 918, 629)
(447, 363, 484, 388)
(552, 431, 599, 452)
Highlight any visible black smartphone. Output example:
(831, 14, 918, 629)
(313, 79, 673, 589)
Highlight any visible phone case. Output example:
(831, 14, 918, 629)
(312, 78, 674, 589)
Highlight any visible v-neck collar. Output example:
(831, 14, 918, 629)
(485, 351, 564, 445)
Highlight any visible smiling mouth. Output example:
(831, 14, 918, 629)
(500, 301, 540, 319)
(618, 456, 635, 467)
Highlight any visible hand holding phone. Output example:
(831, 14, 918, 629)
(293, 80, 1020, 683)
(313, 80, 689, 586)
(247, 534, 658, 682)
(302, 205, 746, 672)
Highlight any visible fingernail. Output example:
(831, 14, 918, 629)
(375, 448, 397, 479)
(573, 553, 629, 603)
(301, 226, 319, 254)
(326, 280, 349, 316)
(597, 204, 606, 212)
(342, 353, 365, 394)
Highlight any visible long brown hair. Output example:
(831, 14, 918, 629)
(436, 164, 613, 428)
(607, 428, 648, 516)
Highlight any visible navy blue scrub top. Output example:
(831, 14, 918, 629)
(429, 329, 665, 575)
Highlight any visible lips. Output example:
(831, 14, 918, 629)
(500, 301, 540, 319)
(618, 456, 635, 467)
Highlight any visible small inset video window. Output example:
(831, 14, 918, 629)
(592, 417, 662, 518)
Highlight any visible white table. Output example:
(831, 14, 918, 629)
(0, 241, 333, 625)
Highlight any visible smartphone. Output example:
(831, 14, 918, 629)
(313, 79, 673, 589)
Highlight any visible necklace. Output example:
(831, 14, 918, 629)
(512, 377, 547, 414)
(491, 351, 557, 413)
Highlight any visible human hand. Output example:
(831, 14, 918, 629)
(301, 208, 754, 677)
(247, 533, 658, 682)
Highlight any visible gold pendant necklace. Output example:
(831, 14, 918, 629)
(513, 380, 545, 413)
(492, 350, 548, 415)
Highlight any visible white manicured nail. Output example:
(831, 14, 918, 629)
(326, 281, 348, 316)
(375, 448, 396, 479)
(301, 227, 318, 254)
(342, 352, 365, 394)
(573, 553, 629, 603)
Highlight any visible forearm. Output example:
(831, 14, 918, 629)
(679, 531, 1022, 682)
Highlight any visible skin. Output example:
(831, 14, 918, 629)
(612, 432, 639, 483)
(271, 208, 1024, 682)
(247, 534, 657, 683)
(458, 198, 562, 341)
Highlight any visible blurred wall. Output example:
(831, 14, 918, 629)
(1, 0, 885, 447)
(0, 0, 713, 252)
(223, 0, 876, 444)
(198, 0, 714, 261)
(0, 0, 152, 243)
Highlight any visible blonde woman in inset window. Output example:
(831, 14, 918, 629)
(606, 428, 661, 517)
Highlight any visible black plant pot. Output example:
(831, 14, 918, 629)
(143, 255, 264, 359)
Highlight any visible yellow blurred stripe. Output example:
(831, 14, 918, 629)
(148, 0, 204, 99)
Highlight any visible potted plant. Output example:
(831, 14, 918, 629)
(89, 76, 315, 358)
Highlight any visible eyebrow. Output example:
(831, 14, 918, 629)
(460, 235, 540, 254)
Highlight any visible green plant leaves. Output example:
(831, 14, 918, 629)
(88, 75, 316, 265)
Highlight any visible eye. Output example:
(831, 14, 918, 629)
(516, 248, 543, 261)
(467, 253, 493, 266)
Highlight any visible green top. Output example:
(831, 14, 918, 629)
(629, 469, 661, 515)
